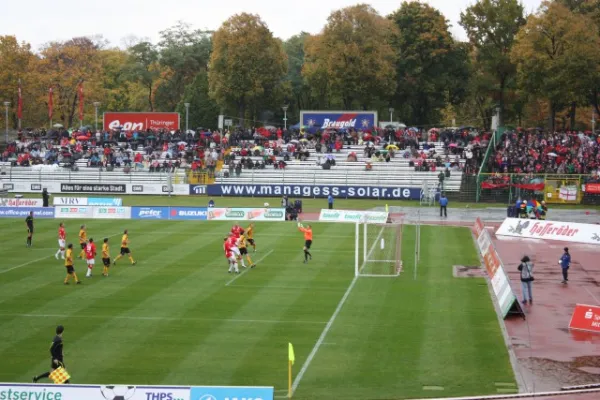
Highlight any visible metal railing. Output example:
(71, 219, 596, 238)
(215, 168, 463, 190)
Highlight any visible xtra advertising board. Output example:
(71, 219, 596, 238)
(208, 207, 285, 221)
(300, 110, 377, 129)
(473, 218, 518, 318)
(0, 207, 55, 218)
(103, 112, 180, 131)
(496, 218, 600, 245)
(207, 184, 421, 200)
(319, 209, 388, 224)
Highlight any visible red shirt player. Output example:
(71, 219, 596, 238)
(56, 223, 66, 260)
(231, 224, 242, 238)
(85, 238, 97, 277)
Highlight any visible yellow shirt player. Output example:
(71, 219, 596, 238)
(245, 223, 256, 252)
(102, 238, 111, 276)
(64, 243, 81, 285)
(78, 225, 87, 259)
(113, 229, 136, 265)
(238, 234, 256, 268)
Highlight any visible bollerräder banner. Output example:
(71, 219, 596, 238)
(207, 184, 421, 199)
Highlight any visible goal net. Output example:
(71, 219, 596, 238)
(355, 220, 402, 277)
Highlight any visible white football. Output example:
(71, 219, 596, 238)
(264, 202, 269, 207)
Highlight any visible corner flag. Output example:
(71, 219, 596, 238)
(385, 204, 389, 213)
(288, 342, 295, 365)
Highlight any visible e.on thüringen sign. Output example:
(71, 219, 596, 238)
(103, 112, 180, 131)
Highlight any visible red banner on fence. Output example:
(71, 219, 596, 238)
(569, 304, 600, 333)
(103, 112, 180, 131)
(583, 183, 600, 194)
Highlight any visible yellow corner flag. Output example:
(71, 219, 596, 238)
(385, 204, 389, 213)
(288, 343, 295, 398)
(288, 342, 295, 365)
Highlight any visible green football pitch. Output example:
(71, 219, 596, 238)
(0, 218, 516, 399)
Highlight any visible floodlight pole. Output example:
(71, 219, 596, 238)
(93, 102, 100, 132)
(282, 105, 289, 130)
(184, 103, 190, 133)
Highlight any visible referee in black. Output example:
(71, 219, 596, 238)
(25, 211, 34, 247)
(33, 325, 70, 383)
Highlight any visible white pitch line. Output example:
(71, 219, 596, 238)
(225, 249, 274, 286)
(291, 225, 381, 395)
(584, 287, 600, 304)
(0, 312, 327, 325)
(0, 232, 121, 275)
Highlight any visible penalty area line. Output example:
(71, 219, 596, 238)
(225, 249, 274, 286)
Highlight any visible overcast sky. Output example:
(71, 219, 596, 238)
(2, 0, 543, 50)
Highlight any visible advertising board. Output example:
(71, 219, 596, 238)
(569, 304, 600, 333)
(0, 383, 191, 400)
(496, 218, 600, 245)
(169, 207, 208, 220)
(189, 185, 207, 195)
(131, 207, 170, 220)
(2, 181, 58, 192)
(103, 112, 180, 131)
(207, 207, 285, 221)
(55, 206, 94, 219)
(53, 197, 123, 206)
(61, 183, 126, 194)
(319, 209, 388, 224)
(190, 386, 273, 400)
(0, 207, 55, 218)
(207, 184, 421, 200)
(128, 184, 189, 196)
(300, 110, 377, 130)
(92, 206, 132, 219)
(472, 218, 518, 318)
(0, 198, 44, 207)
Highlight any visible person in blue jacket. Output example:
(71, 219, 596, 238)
(559, 247, 571, 284)
(439, 193, 448, 218)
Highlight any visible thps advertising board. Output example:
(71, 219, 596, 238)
(569, 304, 600, 333)
(472, 218, 518, 318)
(496, 218, 600, 245)
(0, 383, 191, 400)
(103, 112, 180, 131)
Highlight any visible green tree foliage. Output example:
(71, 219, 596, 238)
(511, 1, 600, 130)
(389, 2, 470, 125)
(283, 32, 316, 121)
(125, 42, 160, 111)
(208, 13, 288, 123)
(176, 71, 220, 130)
(460, 0, 525, 125)
(303, 4, 397, 110)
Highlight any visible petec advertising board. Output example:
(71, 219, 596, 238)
(103, 112, 180, 131)
(208, 207, 285, 221)
(0, 383, 191, 400)
(300, 110, 377, 130)
(319, 209, 388, 224)
(472, 218, 517, 318)
(496, 218, 600, 245)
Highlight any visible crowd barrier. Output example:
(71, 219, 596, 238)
(0, 383, 274, 400)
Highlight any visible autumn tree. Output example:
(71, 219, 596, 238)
(460, 0, 525, 126)
(208, 13, 287, 124)
(176, 70, 220, 130)
(389, 2, 469, 125)
(511, 1, 600, 131)
(0, 36, 34, 128)
(284, 32, 319, 121)
(304, 4, 397, 110)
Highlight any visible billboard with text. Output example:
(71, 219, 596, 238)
(300, 110, 377, 130)
(103, 112, 180, 131)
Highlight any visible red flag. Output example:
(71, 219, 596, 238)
(48, 87, 54, 120)
(17, 80, 23, 120)
(77, 82, 84, 121)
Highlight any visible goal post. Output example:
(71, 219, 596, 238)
(355, 218, 403, 277)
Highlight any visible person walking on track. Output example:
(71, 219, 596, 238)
(518, 256, 534, 304)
